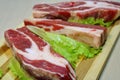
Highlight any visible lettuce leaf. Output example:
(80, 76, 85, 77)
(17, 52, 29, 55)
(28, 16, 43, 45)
(27, 26, 101, 68)
(0, 69, 3, 78)
(9, 57, 33, 80)
(68, 17, 113, 27)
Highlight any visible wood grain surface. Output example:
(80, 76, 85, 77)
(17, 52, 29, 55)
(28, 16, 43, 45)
(0, 20, 120, 80)
(0, 0, 120, 80)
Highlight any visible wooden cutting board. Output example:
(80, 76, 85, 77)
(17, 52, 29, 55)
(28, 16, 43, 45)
(0, 21, 120, 80)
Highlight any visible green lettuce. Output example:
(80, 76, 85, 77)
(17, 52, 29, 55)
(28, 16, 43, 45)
(68, 17, 113, 27)
(0, 69, 3, 78)
(27, 26, 101, 68)
(9, 57, 33, 80)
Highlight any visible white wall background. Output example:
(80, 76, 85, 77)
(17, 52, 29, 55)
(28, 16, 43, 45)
(0, 0, 120, 80)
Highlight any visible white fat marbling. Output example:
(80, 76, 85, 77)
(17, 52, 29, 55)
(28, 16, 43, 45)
(53, 1, 120, 10)
(57, 24, 103, 37)
(12, 30, 76, 79)
(13, 30, 68, 68)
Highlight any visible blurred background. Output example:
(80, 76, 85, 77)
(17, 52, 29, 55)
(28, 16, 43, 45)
(0, 0, 120, 80)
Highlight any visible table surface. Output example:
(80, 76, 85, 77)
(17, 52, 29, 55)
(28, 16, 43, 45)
(0, 0, 120, 80)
